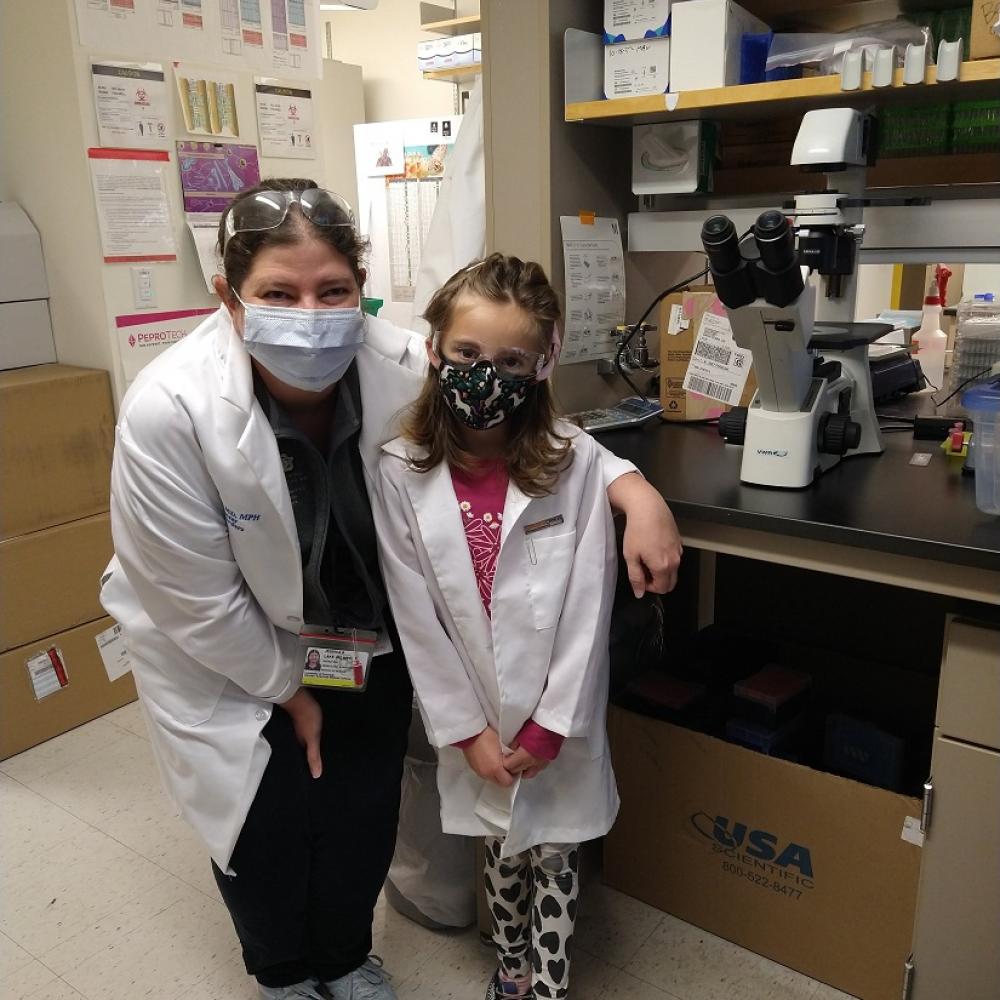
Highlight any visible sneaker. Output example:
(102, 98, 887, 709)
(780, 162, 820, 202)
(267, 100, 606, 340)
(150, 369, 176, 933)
(485, 970, 533, 999)
(258, 981, 327, 1000)
(324, 955, 396, 1000)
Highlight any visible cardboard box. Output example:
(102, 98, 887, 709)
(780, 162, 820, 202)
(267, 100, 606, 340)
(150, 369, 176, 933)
(0, 203, 49, 303)
(604, 37, 671, 98)
(669, 0, 768, 91)
(0, 299, 57, 371)
(605, 707, 922, 1000)
(659, 289, 756, 421)
(0, 365, 115, 540)
(971, 1, 1000, 59)
(0, 514, 113, 652)
(604, 0, 671, 42)
(0, 617, 137, 760)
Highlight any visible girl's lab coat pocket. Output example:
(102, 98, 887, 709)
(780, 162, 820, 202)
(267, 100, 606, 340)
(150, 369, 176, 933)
(525, 529, 577, 630)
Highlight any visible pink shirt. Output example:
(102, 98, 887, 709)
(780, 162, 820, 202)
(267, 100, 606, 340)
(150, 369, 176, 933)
(449, 460, 564, 762)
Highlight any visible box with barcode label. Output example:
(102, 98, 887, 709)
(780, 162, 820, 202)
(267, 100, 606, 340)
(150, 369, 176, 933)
(659, 289, 756, 422)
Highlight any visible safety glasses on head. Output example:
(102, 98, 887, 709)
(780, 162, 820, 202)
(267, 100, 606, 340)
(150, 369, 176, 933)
(224, 188, 355, 248)
(432, 331, 558, 383)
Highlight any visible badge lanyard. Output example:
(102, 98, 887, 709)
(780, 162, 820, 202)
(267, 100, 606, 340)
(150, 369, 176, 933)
(298, 625, 378, 692)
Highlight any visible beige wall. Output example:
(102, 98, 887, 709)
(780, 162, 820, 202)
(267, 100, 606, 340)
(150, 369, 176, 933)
(1, 0, 364, 400)
(323, 0, 468, 121)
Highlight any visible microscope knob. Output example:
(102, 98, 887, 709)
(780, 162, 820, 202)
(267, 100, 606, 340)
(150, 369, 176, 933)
(718, 407, 748, 445)
(819, 413, 862, 455)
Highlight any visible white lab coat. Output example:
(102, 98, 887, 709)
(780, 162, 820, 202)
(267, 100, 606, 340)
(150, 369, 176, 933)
(100, 306, 635, 871)
(373, 427, 620, 857)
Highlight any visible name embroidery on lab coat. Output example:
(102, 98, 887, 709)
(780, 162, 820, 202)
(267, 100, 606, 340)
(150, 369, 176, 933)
(224, 505, 263, 532)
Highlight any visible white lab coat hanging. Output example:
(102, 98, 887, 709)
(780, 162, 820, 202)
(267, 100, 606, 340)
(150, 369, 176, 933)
(100, 307, 635, 872)
(373, 429, 621, 857)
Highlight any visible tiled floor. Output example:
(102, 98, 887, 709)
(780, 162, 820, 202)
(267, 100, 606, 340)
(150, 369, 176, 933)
(1, 704, 855, 1000)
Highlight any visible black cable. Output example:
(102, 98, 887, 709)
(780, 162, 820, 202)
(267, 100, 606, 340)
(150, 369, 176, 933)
(932, 367, 994, 409)
(614, 262, 712, 398)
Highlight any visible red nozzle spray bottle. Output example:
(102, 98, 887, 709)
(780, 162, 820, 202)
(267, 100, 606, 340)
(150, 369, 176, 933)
(913, 265, 952, 391)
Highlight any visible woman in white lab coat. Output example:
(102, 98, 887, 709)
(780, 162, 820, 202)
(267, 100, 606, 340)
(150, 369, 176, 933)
(100, 180, 683, 1000)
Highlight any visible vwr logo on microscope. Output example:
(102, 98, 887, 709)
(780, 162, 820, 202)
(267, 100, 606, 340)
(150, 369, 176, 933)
(690, 812, 816, 890)
(755, 448, 789, 458)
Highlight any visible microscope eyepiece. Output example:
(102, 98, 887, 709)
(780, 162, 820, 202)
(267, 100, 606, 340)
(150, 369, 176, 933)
(701, 215, 742, 274)
(753, 211, 797, 272)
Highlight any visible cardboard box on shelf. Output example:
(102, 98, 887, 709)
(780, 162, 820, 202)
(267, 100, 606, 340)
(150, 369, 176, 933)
(604, 0, 672, 42)
(0, 514, 113, 652)
(971, 1, 1000, 59)
(605, 707, 922, 1000)
(604, 37, 671, 98)
(669, 0, 768, 92)
(659, 289, 756, 421)
(0, 365, 115, 540)
(0, 616, 136, 761)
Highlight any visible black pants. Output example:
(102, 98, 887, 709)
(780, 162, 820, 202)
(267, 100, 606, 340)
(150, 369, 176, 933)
(213, 650, 412, 988)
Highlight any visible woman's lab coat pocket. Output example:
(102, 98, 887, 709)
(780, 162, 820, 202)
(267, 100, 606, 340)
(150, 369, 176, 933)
(525, 529, 577, 630)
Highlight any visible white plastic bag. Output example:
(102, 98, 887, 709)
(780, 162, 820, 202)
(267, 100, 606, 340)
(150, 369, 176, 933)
(765, 20, 930, 75)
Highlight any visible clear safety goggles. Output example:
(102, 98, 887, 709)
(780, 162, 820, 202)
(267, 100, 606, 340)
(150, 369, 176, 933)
(224, 188, 355, 246)
(433, 332, 550, 382)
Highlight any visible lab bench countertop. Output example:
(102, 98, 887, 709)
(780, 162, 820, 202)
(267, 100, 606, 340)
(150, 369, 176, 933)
(598, 410, 1000, 574)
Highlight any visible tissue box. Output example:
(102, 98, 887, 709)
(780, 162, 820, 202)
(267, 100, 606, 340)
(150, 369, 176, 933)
(632, 122, 716, 194)
(605, 37, 671, 98)
(604, 0, 671, 42)
(417, 39, 439, 72)
(670, 0, 768, 91)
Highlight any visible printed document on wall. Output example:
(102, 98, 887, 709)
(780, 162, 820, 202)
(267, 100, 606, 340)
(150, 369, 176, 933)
(74, 0, 322, 80)
(177, 140, 261, 212)
(88, 149, 177, 263)
(559, 216, 626, 364)
(91, 61, 170, 149)
(116, 307, 216, 381)
(175, 63, 241, 137)
(254, 78, 315, 158)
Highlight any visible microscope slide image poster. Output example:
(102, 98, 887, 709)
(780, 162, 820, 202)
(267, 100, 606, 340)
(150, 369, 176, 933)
(559, 217, 626, 365)
(177, 140, 261, 212)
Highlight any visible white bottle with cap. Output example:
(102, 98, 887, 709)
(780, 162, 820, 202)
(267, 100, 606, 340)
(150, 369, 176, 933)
(912, 265, 952, 391)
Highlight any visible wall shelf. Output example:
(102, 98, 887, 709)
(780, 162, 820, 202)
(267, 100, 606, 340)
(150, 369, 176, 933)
(423, 64, 482, 84)
(422, 14, 480, 34)
(566, 59, 1000, 127)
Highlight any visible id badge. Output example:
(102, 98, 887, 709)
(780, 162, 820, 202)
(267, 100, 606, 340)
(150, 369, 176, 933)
(299, 626, 377, 692)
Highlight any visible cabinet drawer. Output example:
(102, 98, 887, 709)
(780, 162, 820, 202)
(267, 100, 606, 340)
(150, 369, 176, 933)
(937, 619, 1000, 751)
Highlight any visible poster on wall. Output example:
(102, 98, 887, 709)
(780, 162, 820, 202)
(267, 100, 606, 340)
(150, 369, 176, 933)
(177, 140, 260, 212)
(88, 148, 177, 263)
(74, 0, 322, 81)
(174, 63, 240, 137)
(254, 79, 315, 159)
(558, 216, 626, 365)
(185, 213, 224, 292)
(115, 307, 216, 381)
(364, 136, 405, 178)
(91, 61, 170, 149)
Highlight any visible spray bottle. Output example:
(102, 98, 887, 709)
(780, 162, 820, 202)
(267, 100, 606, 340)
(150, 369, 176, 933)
(913, 265, 952, 391)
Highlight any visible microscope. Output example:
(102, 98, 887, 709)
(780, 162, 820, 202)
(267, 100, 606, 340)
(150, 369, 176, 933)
(702, 108, 889, 489)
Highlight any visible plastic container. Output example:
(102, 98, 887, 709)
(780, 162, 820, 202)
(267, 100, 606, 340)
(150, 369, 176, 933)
(947, 299, 1000, 399)
(878, 103, 951, 158)
(963, 380, 1000, 515)
(951, 100, 1000, 154)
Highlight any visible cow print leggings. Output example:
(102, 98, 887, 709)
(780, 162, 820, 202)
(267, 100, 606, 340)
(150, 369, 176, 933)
(484, 838, 580, 999)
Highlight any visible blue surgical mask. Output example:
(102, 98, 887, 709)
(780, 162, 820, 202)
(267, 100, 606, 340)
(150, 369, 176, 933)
(232, 290, 366, 392)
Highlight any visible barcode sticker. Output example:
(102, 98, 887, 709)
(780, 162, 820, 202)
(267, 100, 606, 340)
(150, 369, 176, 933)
(683, 308, 753, 406)
(26, 647, 69, 701)
(667, 303, 689, 336)
(96, 623, 132, 682)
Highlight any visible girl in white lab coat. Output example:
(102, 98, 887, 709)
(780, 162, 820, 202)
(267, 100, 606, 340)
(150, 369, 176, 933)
(374, 254, 620, 1000)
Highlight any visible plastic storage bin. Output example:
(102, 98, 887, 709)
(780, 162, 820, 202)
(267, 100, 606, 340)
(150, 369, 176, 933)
(947, 299, 1000, 399)
(963, 380, 1000, 515)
